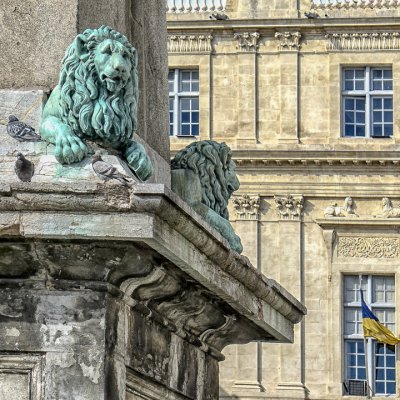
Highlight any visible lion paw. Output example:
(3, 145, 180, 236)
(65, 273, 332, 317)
(125, 141, 153, 181)
(54, 129, 87, 164)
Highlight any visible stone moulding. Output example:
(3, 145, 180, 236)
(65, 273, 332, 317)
(312, 0, 400, 9)
(233, 194, 261, 220)
(233, 32, 260, 51)
(326, 32, 400, 51)
(0, 354, 43, 400)
(168, 34, 213, 53)
(338, 236, 400, 258)
(275, 32, 302, 51)
(0, 182, 306, 333)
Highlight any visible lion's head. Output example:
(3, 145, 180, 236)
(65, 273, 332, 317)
(171, 141, 240, 219)
(58, 26, 138, 146)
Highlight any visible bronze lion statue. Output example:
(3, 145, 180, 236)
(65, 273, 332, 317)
(40, 26, 152, 181)
(171, 141, 243, 253)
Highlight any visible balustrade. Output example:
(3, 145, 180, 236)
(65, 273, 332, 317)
(166, 0, 226, 13)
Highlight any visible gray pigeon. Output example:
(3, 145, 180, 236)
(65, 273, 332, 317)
(209, 12, 228, 20)
(15, 153, 34, 182)
(7, 115, 41, 142)
(92, 152, 135, 186)
(304, 11, 320, 19)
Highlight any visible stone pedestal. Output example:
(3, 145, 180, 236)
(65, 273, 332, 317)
(0, 176, 305, 399)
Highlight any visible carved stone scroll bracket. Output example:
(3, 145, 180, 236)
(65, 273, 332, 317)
(321, 229, 337, 282)
(119, 265, 270, 358)
(275, 32, 302, 51)
(232, 194, 261, 220)
(234, 32, 260, 51)
(168, 34, 214, 53)
(274, 195, 304, 220)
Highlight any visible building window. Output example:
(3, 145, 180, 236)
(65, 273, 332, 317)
(343, 275, 396, 396)
(342, 67, 393, 138)
(169, 69, 199, 136)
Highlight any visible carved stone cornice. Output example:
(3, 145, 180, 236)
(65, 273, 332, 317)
(326, 32, 400, 50)
(338, 236, 400, 258)
(275, 32, 302, 50)
(0, 182, 306, 335)
(233, 32, 260, 51)
(168, 34, 213, 52)
(274, 195, 304, 220)
(232, 194, 261, 220)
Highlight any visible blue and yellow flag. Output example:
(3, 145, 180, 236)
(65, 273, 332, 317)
(360, 289, 400, 346)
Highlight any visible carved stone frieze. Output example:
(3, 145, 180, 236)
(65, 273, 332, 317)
(326, 32, 400, 51)
(232, 195, 261, 220)
(338, 237, 400, 258)
(275, 32, 302, 50)
(168, 34, 213, 53)
(313, 0, 400, 9)
(234, 32, 260, 51)
(274, 195, 304, 220)
(324, 197, 358, 218)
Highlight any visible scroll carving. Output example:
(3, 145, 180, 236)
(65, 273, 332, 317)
(338, 237, 400, 258)
(326, 32, 400, 51)
(168, 34, 213, 53)
(274, 195, 304, 220)
(234, 32, 260, 51)
(275, 32, 302, 50)
(233, 195, 261, 220)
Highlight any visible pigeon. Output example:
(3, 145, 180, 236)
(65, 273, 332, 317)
(92, 152, 135, 187)
(304, 11, 320, 18)
(6, 115, 41, 142)
(14, 153, 34, 182)
(209, 12, 229, 20)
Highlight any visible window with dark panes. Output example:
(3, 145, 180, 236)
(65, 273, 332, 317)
(342, 67, 393, 138)
(169, 69, 199, 136)
(343, 275, 396, 396)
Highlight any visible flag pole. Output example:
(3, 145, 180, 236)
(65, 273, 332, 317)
(364, 336, 371, 399)
(359, 275, 371, 399)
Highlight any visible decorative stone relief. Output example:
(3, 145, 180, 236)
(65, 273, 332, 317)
(338, 237, 400, 258)
(168, 34, 213, 53)
(312, 0, 400, 9)
(324, 197, 358, 218)
(274, 195, 304, 220)
(375, 197, 400, 218)
(232, 195, 261, 220)
(326, 32, 400, 51)
(275, 32, 302, 50)
(234, 32, 260, 51)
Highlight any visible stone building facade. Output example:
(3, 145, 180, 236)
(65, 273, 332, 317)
(167, 1, 400, 398)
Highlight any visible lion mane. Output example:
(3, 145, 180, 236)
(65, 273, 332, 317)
(58, 26, 138, 146)
(171, 141, 233, 219)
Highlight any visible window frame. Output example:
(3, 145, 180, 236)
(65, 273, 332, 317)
(169, 69, 200, 137)
(341, 66, 393, 138)
(343, 274, 396, 397)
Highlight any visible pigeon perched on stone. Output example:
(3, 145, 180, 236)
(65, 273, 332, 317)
(92, 152, 135, 186)
(209, 12, 228, 20)
(14, 153, 34, 182)
(304, 11, 320, 19)
(7, 115, 41, 142)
